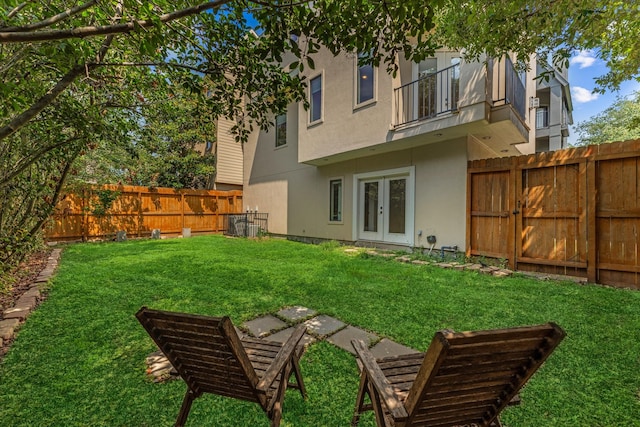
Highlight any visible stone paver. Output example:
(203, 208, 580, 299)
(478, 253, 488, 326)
(145, 350, 179, 382)
(369, 338, 418, 359)
(1, 247, 60, 355)
(16, 295, 37, 310)
(326, 326, 378, 355)
(22, 287, 41, 299)
(2, 306, 30, 321)
(264, 327, 316, 347)
(304, 315, 346, 338)
(276, 306, 317, 322)
(0, 319, 20, 340)
(243, 315, 287, 338)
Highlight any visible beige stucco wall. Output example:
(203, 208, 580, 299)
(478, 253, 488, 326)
(298, 48, 396, 163)
(245, 120, 468, 248)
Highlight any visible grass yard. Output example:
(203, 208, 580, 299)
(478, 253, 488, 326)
(0, 235, 639, 426)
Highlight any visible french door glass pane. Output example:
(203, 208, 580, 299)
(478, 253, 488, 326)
(418, 58, 437, 119)
(363, 182, 378, 232)
(388, 179, 406, 234)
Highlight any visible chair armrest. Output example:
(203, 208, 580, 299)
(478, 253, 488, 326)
(257, 324, 306, 391)
(351, 339, 409, 420)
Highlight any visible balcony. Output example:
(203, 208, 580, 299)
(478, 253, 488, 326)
(394, 63, 460, 127)
(393, 56, 527, 131)
(489, 56, 527, 121)
(298, 54, 532, 166)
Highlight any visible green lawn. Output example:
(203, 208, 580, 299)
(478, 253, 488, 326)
(1, 235, 639, 426)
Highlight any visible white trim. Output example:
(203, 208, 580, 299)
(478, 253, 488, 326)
(328, 176, 344, 224)
(352, 166, 415, 246)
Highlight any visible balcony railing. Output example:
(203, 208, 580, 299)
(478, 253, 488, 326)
(393, 63, 460, 127)
(492, 56, 526, 120)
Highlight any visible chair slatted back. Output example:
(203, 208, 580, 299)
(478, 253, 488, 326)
(404, 323, 565, 427)
(136, 307, 263, 405)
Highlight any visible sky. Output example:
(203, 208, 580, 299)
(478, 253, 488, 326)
(567, 50, 640, 144)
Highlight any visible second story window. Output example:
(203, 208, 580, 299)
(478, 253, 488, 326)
(275, 114, 287, 147)
(357, 54, 374, 105)
(310, 74, 322, 124)
(536, 106, 549, 129)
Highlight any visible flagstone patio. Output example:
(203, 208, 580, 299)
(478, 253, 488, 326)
(145, 305, 420, 382)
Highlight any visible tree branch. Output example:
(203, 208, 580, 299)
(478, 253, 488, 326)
(0, 63, 95, 141)
(2, 0, 98, 33)
(5, 2, 28, 20)
(0, 2, 121, 142)
(29, 148, 79, 237)
(0, 136, 81, 188)
(0, 0, 231, 43)
(95, 60, 220, 75)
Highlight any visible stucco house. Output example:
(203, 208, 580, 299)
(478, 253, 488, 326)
(241, 47, 572, 251)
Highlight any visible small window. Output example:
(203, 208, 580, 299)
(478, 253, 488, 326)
(275, 114, 287, 147)
(310, 75, 322, 123)
(536, 106, 549, 129)
(356, 53, 374, 105)
(205, 141, 213, 154)
(329, 179, 343, 222)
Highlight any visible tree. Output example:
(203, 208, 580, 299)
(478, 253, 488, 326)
(1, 0, 639, 271)
(574, 91, 640, 145)
(72, 83, 217, 189)
(435, 0, 640, 92)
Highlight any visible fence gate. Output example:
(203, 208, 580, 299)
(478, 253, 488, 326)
(468, 140, 640, 289)
(468, 161, 514, 262)
(515, 160, 588, 277)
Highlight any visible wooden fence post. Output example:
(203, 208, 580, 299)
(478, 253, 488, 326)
(137, 190, 142, 238)
(586, 155, 597, 283)
(82, 186, 88, 242)
(181, 192, 185, 231)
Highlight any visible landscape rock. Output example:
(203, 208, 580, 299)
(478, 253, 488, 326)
(0, 319, 20, 340)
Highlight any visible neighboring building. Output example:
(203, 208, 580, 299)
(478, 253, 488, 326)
(534, 61, 573, 152)
(195, 117, 244, 190)
(242, 47, 571, 250)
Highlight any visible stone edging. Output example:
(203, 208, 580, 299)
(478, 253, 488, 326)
(0, 249, 62, 350)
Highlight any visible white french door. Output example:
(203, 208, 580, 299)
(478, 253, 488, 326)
(355, 167, 414, 245)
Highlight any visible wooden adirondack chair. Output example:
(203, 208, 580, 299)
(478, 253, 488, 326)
(351, 323, 565, 427)
(136, 307, 307, 427)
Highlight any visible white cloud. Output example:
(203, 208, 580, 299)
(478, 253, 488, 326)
(570, 50, 597, 69)
(572, 86, 600, 103)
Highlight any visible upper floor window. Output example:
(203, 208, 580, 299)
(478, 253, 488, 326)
(310, 74, 322, 124)
(536, 106, 549, 129)
(275, 114, 287, 147)
(356, 53, 375, 105)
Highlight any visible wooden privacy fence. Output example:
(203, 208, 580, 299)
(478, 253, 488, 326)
(46, 184, 243, 241)
(468, 138, 640, 289)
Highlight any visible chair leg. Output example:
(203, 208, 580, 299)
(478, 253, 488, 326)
(289, 356, 307, 399)
(367, 379, 389, 427)
(268, 362, 292, 427)
(175, 389, 197, 427)
(351, 372, 369, 426)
